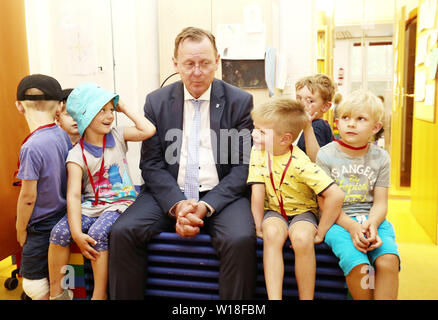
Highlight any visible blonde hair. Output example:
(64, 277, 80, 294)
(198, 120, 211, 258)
(174, 27, 218, 58)
(251, 98, 308, 138)
(20, 88, 59, 113)
(336, 89, 385, 125)
(295, 74, 337, 102)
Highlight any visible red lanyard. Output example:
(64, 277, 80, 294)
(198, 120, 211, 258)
(13, 123, 57, 186)
(335, 139, 368, 150)
(80, 135, 106, 206)
(267, 145, 293, 221)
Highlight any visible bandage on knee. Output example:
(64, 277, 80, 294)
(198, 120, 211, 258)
(22, 277, 49, 300)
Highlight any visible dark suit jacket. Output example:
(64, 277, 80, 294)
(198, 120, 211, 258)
(140, 79, 254, 214)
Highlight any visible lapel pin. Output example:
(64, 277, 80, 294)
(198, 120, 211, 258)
(216, 104, 220, 108)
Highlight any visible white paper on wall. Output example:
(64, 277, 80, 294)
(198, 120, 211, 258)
(217, 24, 266, 60)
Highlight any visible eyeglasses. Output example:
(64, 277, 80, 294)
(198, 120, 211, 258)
(180, 61, 215, 73)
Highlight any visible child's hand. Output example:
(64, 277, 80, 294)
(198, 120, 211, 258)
(314, 232, 324, 244)
(348, 221, 370, 253)
(255, 227, 263, 239)
(362, 221, 382, 251)
(74, 233, 99, 261)
(303, 111, 313, 130)
(17, 229, 27, 247)
(115, 99, 127, 114)
(368, 234, 382, 251)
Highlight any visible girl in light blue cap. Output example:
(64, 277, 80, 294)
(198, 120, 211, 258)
(48, 83, 156, 300)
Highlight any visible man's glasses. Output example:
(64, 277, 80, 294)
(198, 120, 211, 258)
(180, 61, 214, 73)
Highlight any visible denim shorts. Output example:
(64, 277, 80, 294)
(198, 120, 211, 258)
(324, 215, 400, 276)
(20, 210, 65, 280)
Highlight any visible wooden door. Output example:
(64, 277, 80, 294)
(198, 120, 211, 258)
(0, 0, 30, 260)
(400, 17, 416, 187)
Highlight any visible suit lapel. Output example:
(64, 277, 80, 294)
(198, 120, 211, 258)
(210, 79, 225, 174)
(168, 82, 184, 177)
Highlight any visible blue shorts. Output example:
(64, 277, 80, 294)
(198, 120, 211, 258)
(324, 216, 400, 276)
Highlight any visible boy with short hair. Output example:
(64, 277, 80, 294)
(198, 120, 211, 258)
(316, 89, 400, 300)
(14, 74, 72, 300)
(248, 97, 344, 299)
(56, 88, 80, 145)
(295, 74, 337, 161)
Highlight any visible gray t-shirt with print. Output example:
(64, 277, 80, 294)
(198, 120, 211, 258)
(316, 141, 390, 216)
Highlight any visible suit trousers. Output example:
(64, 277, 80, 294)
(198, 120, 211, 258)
(108, 190, 257, 299)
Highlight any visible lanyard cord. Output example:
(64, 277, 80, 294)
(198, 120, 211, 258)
(80, 135, 106, 206)
(267, 145, 294, 221)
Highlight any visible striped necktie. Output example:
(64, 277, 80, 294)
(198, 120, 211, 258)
(184, 99, 202, 200)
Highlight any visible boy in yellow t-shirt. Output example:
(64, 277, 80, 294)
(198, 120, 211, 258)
(247, 98, 344, 300)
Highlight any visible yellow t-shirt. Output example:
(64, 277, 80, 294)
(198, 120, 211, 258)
(247, 146, 334, 216)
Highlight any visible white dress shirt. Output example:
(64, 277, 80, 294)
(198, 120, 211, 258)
(170, 84, 219, 216)
(177, 85, 219, 193)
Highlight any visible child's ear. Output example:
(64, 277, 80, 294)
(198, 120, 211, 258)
(281, 133, 293, 145)
(15, 101, 25, 114)
(321, 101, 332, 113)
(372, 121, 383, 134)
(55, 102, 63, 117)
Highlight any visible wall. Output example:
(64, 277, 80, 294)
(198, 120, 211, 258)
(278, 0, 317, 97)
(335, 0, 396, 26)
(157, 0, 318, 106)
(0, 0, 30, 260)
(24, 0, 160, 185)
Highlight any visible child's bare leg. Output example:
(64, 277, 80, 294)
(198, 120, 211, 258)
(48, 243, 71, 298)
(91, 250, 108, 300)
(346, 264, 374, 300)
(373, 254, 399, 300)
(289, 221, 316, 300)
(262, 217, 288, 300)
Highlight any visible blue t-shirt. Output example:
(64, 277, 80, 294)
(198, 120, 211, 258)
(17, 125, 72, 226)
(297, 119, 333, 154)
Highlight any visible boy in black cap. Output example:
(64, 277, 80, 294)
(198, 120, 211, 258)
(15, 74, 72, 300)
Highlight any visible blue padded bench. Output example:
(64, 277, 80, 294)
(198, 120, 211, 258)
(82, 232, 348, 299)
(144, 232, 349, 300)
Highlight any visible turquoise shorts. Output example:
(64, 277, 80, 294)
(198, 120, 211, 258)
(324, 215, 400, 276)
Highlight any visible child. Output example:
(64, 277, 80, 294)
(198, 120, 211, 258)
(295, 74, 337, 161)
(248, 98, 344, 300)
(15, 74, 72, 300)
(48, 82, 156, 300)
(56, 88, 80, 145)
(316, 89, 400, 300)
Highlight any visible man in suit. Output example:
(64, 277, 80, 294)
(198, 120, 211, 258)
(108, 27, 257, 299)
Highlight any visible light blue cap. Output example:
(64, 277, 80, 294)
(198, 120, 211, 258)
(66, 83, 119, 136)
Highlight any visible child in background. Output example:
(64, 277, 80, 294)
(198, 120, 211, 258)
(295, 74, 337, 161)
(248, 98, 344, 299)
(14, 74, 72, 300)
(48, 83, 156, 300)
(56, 88, 80, 145)
(316, 89, 400, 300)
(332, 92, 343, 140)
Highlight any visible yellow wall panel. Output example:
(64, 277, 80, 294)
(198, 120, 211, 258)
(410, 0, 438, 243)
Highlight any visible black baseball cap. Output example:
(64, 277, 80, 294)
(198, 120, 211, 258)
(16, 74, 63, 101)
(61, 88, 74, 102)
